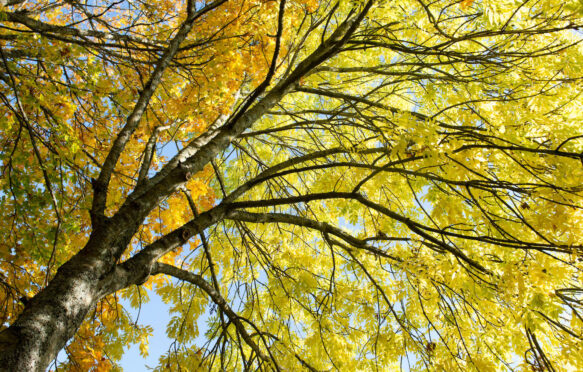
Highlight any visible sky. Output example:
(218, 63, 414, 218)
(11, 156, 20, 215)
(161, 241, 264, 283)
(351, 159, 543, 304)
(119, 291, 173, 370)
(121, 287, 211, 370)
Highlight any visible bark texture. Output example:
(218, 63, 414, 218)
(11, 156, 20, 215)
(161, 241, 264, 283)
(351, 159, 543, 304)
(0, 240, 106, 371)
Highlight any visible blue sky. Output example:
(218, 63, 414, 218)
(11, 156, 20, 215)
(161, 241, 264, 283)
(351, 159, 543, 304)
(119, 291, 172, 370)
(118, 287, 211, 370)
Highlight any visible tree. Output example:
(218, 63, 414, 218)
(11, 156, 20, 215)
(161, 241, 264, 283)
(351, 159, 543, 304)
(1, 0, 583, 370)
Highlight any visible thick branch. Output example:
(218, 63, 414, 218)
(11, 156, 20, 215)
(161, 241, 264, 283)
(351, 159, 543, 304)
(227, 210, 404, 261)
(2, 10, 163, 49)
(229, 192, 490, 273)
(107, 2, 376, 258)
(92, 0, 227, 220)
(97, 203, 231, 296)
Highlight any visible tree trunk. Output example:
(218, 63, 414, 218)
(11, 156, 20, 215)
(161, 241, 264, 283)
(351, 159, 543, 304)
(0, 233, 116, 372)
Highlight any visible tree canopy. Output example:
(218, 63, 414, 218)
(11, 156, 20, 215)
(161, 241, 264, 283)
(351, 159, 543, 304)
(1, 0, 583, 370)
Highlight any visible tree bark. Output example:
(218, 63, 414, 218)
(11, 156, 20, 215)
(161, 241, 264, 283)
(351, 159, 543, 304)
(0, 230, 122, 372)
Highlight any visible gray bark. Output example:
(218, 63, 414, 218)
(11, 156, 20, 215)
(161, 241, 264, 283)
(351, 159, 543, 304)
(0, 233, 115, 371)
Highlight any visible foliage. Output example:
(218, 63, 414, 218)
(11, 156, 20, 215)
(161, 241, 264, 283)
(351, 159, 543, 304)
(1, 0, 583, 371)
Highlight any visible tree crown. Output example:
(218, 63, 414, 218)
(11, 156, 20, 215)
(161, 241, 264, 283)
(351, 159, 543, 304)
(1, 0, 583, 370)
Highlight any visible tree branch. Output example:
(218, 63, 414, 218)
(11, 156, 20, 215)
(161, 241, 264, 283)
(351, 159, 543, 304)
(227, 210, 404, 262)
(92, 0, 227, 221)
(151, 262, 273, 366)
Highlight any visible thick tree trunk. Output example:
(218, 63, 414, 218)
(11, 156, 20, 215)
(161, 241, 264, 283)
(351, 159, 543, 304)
(0, 232, 119, 372)
(0, 268, 96, 370)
